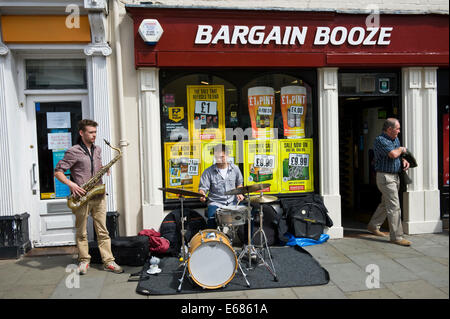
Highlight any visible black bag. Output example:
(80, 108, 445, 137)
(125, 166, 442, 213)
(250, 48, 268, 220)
(280, 195, 333, 241)
(159, 208, 206, 256)
(88, 235, 149, 266)
(237, 204, 280, 246)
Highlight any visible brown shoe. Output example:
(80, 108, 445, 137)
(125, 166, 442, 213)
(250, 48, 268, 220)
(367, 226, 387, 237)
(391, 239, 412, 246)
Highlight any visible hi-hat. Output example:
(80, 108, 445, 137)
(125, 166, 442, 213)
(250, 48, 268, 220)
(158, 187, 204, 198)
(249, 195, 278, 204)
(224, 183, 271, 195)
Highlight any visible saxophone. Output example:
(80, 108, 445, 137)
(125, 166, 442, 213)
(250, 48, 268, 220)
(67, 139, 122, 210)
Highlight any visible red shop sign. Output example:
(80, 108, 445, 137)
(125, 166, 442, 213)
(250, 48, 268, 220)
(126, 7, 449, 68)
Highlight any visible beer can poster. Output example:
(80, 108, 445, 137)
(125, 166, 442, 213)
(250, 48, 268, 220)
(248, 86, 275, 139)
(200, 140, 239, 173)
(281, 86, 307, 138)
(243, 140, 279, 194)
(279, 138, 314, 193)
(187, 85, 225, 141)
(164, 142, 201, 199)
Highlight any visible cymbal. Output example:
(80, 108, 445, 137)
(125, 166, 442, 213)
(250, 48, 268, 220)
(158, 187, 204, 198)
(224, 183, 271, 195)
(250, 195, 278, 204)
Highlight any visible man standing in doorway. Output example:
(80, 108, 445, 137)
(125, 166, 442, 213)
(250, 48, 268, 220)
(54, 119, 123, 274)
(368, 118, 412, 246)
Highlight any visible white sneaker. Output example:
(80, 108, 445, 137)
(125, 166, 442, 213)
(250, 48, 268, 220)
(78, 261, 89, 275)
(104, 261, 124, 274)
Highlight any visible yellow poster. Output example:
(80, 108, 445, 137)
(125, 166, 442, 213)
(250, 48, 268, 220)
(164, 142, 201, 199)
(187, 85, 225, 141)
(279, 138, 314, 193)
(200, 140, 239, 173)
(243, 140, 279, 194)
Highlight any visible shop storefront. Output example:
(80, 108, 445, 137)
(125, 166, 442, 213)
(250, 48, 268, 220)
(126, 5, 448, 238)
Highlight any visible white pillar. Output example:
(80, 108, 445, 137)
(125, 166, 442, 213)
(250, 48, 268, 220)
(138, 68, 165, 230)
(84, 12, 116, 212)
(402, 67, 442, 234)
(0, 42, 14, 216)
(318, 67, 343, 238)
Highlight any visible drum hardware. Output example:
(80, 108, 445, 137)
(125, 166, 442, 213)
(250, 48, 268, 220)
(250, 193, 278, 282)
(225, 183, 278, 282)
(158, 187, 204, 292)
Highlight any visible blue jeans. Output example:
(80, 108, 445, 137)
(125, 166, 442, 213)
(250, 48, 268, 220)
(206, 205, 220, 229)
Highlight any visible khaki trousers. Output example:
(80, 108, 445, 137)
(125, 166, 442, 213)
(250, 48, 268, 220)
(73, 195, 114, 264)
(369, 172, 404, 241)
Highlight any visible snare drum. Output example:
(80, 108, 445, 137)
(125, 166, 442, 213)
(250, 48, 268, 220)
(187, 229, 237, 289)
(216, 205, 249, 227)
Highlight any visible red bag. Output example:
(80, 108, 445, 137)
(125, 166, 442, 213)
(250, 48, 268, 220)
(138, 229, 170, 254)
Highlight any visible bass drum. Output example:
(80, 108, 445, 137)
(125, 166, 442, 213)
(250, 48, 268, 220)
(187, 229, 237, 289)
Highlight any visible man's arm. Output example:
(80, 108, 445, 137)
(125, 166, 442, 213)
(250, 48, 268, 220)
(54, 171, 86, 197)
(388, 146, 406, 159)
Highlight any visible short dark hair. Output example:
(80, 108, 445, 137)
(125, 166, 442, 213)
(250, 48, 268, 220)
(78, 119, 98, 132)
(214, 143, 228, 155)
(382, 118, 399, 131)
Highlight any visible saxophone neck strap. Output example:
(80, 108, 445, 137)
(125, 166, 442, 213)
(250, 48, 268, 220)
(79, 141, 96, 176)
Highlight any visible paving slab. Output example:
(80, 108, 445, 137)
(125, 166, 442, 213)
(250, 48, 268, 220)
(394, 256, 449, 288)
(291, 283, 347, 299)
(50, 269, 107, 299)
(345, 288, 400, 299)
(324, 263, 379, 292)
(384, 279, 448, 299)
(411, 245, 449, 259)
(346, 252, 420, 283)
(327, 238, 375, 256)
(303, 243, 352, 265)
(243, 287, 298, 299)
(100, 281, 148, 299)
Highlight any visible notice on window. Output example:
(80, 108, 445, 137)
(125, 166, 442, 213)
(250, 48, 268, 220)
(248, 86, 275, 139)
(280, 86, 307, 138)
(279, 138, 314, 193)
(48, 132, 72, 150)
(200, 140, 238, 173)
(187, 85, 225, 141)
(46, 112, 71, 129)
(164, 142, 201, 199)
(243, 139, 279, 194)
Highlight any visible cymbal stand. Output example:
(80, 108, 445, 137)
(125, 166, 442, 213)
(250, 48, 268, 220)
(177, 194, 188, 292)
(237, 191, 278, 282)
(251, 197, 277, 281)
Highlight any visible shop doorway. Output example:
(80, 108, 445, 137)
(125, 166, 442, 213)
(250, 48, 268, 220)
(338, 96, 400, 228)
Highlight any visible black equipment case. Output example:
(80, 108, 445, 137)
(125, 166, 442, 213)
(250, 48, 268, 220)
(88, 236, 149, 266)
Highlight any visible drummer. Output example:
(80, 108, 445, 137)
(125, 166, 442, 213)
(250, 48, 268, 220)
(199, 143, 245, 228)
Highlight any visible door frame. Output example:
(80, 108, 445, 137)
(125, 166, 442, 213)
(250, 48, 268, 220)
(26, 94, 89, 247)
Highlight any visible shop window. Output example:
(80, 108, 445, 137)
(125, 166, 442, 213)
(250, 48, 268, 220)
(26, 59, 87, 90)
(339, 72, 398, 96)
(160, 71, 315, 204)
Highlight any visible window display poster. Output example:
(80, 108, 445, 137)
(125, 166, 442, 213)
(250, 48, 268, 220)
(164, 142, 201, 199)
(46, 112, 71, 129)
(280, 86, 307, 138)
(200, 140, 238, 173)
(279, 138, 314, 193)
(52, 150, 71, 198)
(243, 140, 279, 194)
(162, 93, 188, 141)
(248, 86, 275, 139)
(187, 85, 225, 141)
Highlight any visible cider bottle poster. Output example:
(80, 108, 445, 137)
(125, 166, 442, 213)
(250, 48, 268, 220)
(187, 85, 225, 141)
(164, 142, 201, 199)
(280, 86, 307, 138)
(200, 140, 239, 173)
(243, 140, 279, 194)
(279, 138, 314, 193)
(247, 86, 275, 139)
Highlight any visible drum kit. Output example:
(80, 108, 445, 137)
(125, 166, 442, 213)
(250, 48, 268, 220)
(158, 183, 279, 292)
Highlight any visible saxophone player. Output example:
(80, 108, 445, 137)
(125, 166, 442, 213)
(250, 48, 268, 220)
(54, 119, 123, 275)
